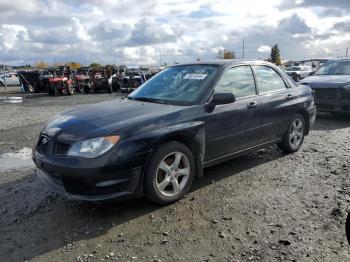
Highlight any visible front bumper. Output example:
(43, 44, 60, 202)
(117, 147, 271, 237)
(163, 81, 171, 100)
(315, 100, 350, 113)
(33, 150, 151, 201)
(312, 87, 350, 113)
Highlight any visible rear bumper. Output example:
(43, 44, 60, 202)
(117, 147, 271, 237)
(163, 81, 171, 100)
(33, 150, 151, 202)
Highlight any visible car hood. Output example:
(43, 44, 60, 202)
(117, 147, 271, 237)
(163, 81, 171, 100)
(50, 77, 67, 82)
(301, 75, 350, 88)
(42, 99, 187, 143)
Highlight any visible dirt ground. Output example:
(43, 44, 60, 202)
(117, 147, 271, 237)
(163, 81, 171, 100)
(0, 93, 349, 262)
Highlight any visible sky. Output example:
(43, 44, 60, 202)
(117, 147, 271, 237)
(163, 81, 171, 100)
(0, 0, 350, 66)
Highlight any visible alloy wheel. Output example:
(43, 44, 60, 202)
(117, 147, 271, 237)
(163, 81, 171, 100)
(155, 151, 190, 197)
(289, 118, 304, 148)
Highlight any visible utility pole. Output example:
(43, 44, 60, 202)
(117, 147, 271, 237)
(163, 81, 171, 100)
(242, 36, 245, 59)
(346, 47, 349, 57)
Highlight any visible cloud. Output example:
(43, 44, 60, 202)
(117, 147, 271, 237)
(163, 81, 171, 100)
(257, 45, 271, 53)
(0, 0, 350, 65)
(278, 14, 311, 34)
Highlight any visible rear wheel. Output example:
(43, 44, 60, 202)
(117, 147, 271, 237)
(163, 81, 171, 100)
(144, 142, 195, 205)
(278, 113, 305, 153)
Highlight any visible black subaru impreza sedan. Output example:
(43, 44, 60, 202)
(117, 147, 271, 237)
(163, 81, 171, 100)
(33, 60, 316, 204)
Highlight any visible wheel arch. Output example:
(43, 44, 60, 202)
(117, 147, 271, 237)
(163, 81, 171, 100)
(140, 122, 205, 180)
(295, 109, 310, 135)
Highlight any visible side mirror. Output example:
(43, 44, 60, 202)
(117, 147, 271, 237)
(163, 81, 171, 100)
(309, 71, 316, 76)
(211, 92, 236, 105)
(205, 92, 236, 112)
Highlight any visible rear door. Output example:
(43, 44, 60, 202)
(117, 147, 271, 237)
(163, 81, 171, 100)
(252, 65, 296, 143)
(205, 65, 261, 161)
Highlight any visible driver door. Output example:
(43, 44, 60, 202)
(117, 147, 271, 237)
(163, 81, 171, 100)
(204, 65, 262, 161)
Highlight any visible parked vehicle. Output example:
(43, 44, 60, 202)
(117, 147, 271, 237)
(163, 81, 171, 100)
(120, 74, 144, 93)
(0, 72, 20, 86)
(33, 60, 316, 204)
(17, 69, 55, 93)
(91, 67, 113, 94)
(285, 65, 313, 82)
(300, 58, 350, 115)
(48, 66, 74, 96)
(74, 67, 92, 93)
(120, 67, 146, 93)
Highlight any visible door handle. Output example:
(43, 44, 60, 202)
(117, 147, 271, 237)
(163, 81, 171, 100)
(286, 94, 294, 100)
(247, 101, 257, 109)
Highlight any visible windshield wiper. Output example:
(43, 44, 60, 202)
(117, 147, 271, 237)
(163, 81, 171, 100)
(128, 96, 168, 104)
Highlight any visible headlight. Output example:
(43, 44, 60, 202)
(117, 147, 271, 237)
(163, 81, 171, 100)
(67, 135, 120, 158)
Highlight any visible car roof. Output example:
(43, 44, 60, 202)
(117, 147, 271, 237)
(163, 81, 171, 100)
(171, 59, 275, 67)
(327, 58, 350, 62)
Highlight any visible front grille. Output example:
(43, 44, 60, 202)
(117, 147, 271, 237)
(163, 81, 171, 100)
(53, 142, 70, 155)
(341, 89, 350, 100)
(313, 88, 337, 101)
(37, 136, 70, 156)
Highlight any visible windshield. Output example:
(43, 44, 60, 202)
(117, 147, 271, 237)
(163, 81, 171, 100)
(77, 68, 89, 74)
(316, 60, 350, 75)
(128, 65, 219, 105)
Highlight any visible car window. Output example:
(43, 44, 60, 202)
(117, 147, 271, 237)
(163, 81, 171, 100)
(215, 66, 256, 98)
(253, 66, 287, 93)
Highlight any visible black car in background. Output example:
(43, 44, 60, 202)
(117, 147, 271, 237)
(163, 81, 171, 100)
(300, 58, 350, 114)
(33, 60, 316, 204)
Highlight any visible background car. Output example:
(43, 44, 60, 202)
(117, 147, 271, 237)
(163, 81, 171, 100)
(300, 58, 350, 115)
(285, 65, 313, 82)
(33, 60, 316, 205)
(0, 72, 20, 86)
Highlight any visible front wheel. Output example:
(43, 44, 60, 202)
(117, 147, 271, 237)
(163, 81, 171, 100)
(66, 83, 74, 95)
(278, 113, 305, 153)
(144, 142, 195, 205)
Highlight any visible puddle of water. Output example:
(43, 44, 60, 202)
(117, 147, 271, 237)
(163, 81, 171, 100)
(0, 96, 23, 104)
(0, 147, 34, 172)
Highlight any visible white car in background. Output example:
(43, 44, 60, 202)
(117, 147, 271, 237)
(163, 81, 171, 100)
(285, 65, 314, 82)
(0, 72, 21, 86)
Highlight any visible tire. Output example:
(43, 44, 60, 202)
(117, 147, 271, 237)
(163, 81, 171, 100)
(0, 81, 3, 87)
(48, 86, 57, 96)
(84, 84, 91, 94)
(34, 83, 40, 93)
(66, 83, 74, 96)
(108, 84, 112, 94)
(144, 141, 196, 205)
(278, 113, 306, 153)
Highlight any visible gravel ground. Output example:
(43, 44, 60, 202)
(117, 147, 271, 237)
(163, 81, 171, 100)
(0, 93, 349, 262)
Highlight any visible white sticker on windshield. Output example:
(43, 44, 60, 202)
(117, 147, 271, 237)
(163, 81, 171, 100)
(183, 73, 207, 80)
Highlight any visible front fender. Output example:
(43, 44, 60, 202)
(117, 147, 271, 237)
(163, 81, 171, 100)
(115, 121, 206, 177)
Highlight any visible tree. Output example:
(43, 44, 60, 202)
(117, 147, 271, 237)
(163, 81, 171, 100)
(270, 44, 281, 65)
(217, 49, 236, 59)
(34, 61, 49, 69)
(66, 61, 82, 70)
(89, 62, 102, 69)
